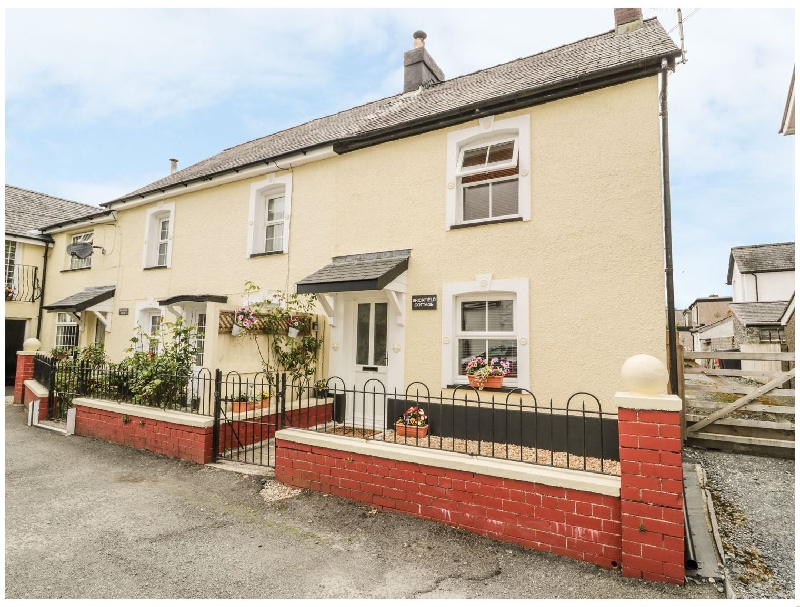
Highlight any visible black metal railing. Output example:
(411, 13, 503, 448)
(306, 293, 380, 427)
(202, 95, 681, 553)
(5, 264, 41, 302)
(282, 378, 620, 476)
(49, 361, 215, 418)
(33, 353, 54, 389)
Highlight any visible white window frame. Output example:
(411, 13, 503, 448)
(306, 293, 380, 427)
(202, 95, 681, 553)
(445, 114, 531, 229)
(455, 294, 518, 385)
(134, 301, 165, 352)
(142, 203, 175, 269)
(195, 312, 207, 367)
(442, 277, 529, 389)
(247, 173, 292, 257)
(69, 231, 94, 270)
(456, 138, 519, 178)
(55, 312, 80, 352)
(5, 239, 18, 289)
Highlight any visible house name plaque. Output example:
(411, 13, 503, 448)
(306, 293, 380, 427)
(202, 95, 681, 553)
(411, 295, 437, 310)
(118, 308, 129, 315)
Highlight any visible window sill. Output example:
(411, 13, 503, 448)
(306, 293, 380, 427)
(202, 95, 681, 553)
(143, 265, 169, 271)
(249, 251, 285, 258)
(61, 267, 91, 273)
(446, 383, 522, 393)
(449, 216, 523, 230)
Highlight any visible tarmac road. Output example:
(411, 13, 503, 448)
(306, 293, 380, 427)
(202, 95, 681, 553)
(5, 402, 721, 599)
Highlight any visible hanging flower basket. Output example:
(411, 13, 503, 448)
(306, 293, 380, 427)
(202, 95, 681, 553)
(231, 324, 242, 336)
(287, 326, 299, 338)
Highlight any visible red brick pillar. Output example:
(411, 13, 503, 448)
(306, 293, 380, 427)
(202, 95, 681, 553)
(14, 352, 36, 404)
(616, 356, 685, 585)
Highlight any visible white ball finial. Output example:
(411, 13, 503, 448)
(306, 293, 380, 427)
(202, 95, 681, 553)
(620, 354, 668, 396)
(22, 337, 41, 352)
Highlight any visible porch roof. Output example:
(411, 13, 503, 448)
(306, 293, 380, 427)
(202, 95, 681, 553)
(729, 301, 789, 327)
(157, 294, 228, 306)
(43, 285, 115, 312)
(296, 249, 410, 294)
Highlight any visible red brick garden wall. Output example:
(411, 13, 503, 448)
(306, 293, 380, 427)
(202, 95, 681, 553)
(275, 439, 623, 569)
(74, 405, 214, 464)
(22, 382, 50, 422)
(219, 403, 332, 452)
(14, 352, 34, 405)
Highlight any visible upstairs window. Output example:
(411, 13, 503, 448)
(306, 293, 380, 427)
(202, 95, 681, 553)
(457, 139, 519, 222)
(143, 204, 174, 269)
(248, 174, 292, 257)
(157, 218, 170, 266)
(264, 195, 286, 253)
(69, 232, 94, 270)
(5, 240, 17, 288)
(445, 114, 530, 229)
(759, 328, 786, 344)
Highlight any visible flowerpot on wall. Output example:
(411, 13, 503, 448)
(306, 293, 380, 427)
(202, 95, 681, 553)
(467, 375, 504, 389)
(231, 400, 255, 413)
(231, 324, 242, 337)
(395, 423, 429, 439)
(288, 327, 299, 338)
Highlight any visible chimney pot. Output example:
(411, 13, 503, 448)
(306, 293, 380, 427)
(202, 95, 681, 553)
(614, 8, 643, 34)
(170, 158, 179, 174)
(403, 30, 444, 93)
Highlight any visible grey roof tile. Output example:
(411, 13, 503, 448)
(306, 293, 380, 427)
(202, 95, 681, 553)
(109, 18, 679, 205)
(44, 285, 116, 312)
(297, 250, 410, 292)
(727, 242, 795, 283)
(5, 185, 102, 241)
(729, 301, 789, 326)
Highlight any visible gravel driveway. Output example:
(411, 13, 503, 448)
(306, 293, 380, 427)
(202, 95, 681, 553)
(685, 446, 795, 599)
(6, 403, 721, 599)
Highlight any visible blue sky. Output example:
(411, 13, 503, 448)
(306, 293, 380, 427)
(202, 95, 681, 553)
(4, 8, 795, 308)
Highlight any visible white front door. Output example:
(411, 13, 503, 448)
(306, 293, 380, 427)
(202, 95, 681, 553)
(348, 298, 389, 428)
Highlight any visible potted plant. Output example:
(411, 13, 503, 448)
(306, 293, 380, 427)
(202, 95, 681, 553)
(312, 379, 328, 399)
(287, 315, 302, 338)
(257, 390, 270, 408)
(232, 306, 257, 336)
(464, 356, 511, 389)
(230, 392, 254, 413)
(51, 347, 70, 361)
(395, 406, 429, 439)
(4, 285, 13, 301)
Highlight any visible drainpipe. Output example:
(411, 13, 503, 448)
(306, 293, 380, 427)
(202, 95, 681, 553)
(661, 58, 679, 397)
(753, 273, 759, 302)
(35, 243, 50, 340)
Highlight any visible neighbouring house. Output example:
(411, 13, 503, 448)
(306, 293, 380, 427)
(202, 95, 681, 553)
(682, 294, 732, 329)
(680, 295, 733, 359)
(725, 242, 794, 372)
(4, 185, 101, 385)
(31, 11, 680, 412)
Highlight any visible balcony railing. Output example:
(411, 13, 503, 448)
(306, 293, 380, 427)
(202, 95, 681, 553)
(4, 264, 42, 302)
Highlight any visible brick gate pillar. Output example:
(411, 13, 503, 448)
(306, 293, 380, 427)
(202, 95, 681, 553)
(615, 354, 685, 585)
(13, 338, 42, 405)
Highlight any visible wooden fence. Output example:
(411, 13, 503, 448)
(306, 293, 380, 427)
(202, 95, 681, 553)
(680, 349, 795, 457)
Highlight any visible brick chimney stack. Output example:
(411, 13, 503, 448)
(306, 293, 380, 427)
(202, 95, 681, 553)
(614, 8, 644, 34)
(403, 30, 444, 93)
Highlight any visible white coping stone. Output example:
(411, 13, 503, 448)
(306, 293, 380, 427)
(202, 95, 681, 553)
(275, 428, 621, 497)
(73, 397, 215, 428)
(613, 391, 682, 412)
(16, 351, 36, 356)
(23, 379, 49, 398)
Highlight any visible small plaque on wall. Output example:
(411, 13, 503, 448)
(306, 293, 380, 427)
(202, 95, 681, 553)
(411, 295, 437, 310)
(118, 308, 129, 316)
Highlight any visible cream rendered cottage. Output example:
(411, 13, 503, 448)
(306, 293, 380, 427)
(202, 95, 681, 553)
(37, 10, 680, 410)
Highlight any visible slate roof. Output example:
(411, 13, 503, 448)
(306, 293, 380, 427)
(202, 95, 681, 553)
(297, 250, 410, 293)
(727, 242, 795, 284)
(693, 315, 734, 334)
(5, 185, 102, 241)
(107, 17, 679, 206)
(729, 301, 789, 327)
(43, 285, 116, 312)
